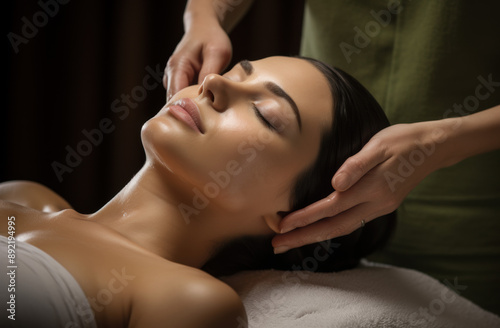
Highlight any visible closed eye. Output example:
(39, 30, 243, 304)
(252, 104, 275, 131)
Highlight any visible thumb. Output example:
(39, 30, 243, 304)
(166, 60, 197, 102)
(332, 140, 387, 191)
(167, 70, 191, 102)
(198, 46, 232, 84)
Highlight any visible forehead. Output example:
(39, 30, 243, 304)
(251, 56, 333, 132)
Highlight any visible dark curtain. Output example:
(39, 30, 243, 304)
(4, 0, 305, 213)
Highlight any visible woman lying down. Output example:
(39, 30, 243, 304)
(0, 56, 396, 327)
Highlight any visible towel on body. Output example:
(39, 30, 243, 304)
(0, 235, 97, 328)
(222, 260, 500, 328)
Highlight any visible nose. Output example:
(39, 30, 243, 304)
(199, 74, 237, 112)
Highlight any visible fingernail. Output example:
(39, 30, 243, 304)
(274, 246, 290, 254)
(334, 173, 350, 190)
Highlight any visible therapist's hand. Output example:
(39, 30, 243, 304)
(164, 19, 232, 101)
(272, 120, 457, 253)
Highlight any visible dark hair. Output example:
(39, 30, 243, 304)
(202, 57, 396, 276)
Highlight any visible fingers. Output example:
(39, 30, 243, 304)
(198, 45, 232, 85)
(279, 186, 365, 234)
(277, 137, 390, 245)
(165, 26, 232, 102)
(164, 46, 230, 102)
(165, 57, 198, 102)
(280, 192, 337, 233)
(272, 202, 375, 253)
(166, 69, 191, 102)
(332, 138, 388, 191)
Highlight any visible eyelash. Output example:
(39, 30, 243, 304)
(252, 104, 275, 130)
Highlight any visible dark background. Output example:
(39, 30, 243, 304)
(4, 0, 305, 213)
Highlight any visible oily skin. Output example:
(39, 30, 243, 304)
(140, 56, 332, 244)
(0, 56, 332, 326)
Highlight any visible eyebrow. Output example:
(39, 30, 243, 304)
(238, 60, 302, 131)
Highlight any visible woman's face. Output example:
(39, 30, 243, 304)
(142, 56, 332, 230)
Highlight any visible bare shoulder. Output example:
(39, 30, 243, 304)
(0, 180, 71, 212)
(129, 266, 247, 328)
(174, 271, 247, 328)
(0, 198, 43, 233)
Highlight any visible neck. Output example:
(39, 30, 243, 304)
(86, 162, 241, 268)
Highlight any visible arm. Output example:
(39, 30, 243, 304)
(0, 180, 72, 213)
(185, 0, 255, 33)
(164, 0, 254, 100)
(443, 105, 500, 166)
(273, 105, 500, 252)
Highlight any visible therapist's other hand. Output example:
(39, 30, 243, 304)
(164, 20, 232, 101)
(272, 121, 455, 253)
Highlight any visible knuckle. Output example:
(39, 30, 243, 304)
(324, 205, 337, 218)
(166, 56, 178, 72)
(347, 156, 366, 175)
(369, 136, 384, 150)
(322, 196, 339, 218)
(219, 47, 232, 61)
(205, 44, 231, 60)
(203, 43, 220, 53)
(368, 137, 389, 161)
(168, 57, 197, 77)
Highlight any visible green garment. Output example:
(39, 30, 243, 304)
(301, 0, 500, 314)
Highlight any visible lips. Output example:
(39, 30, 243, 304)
(168, 98, 204, 134)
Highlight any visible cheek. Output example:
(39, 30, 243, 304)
(195, 112, 278, 180)
(198, 127, 274, 184)
(189, 127, 294, 210)
(140, 114, 209, 188)
(141, 107, 315, 212)
(140, 114, 272, 194)
(220, 132, 305, 206)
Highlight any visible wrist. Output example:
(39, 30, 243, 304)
(184, 1, 221, 33)
(443, 105, 500, 165)
(408, 118, 463, 173)
(184, 0, 254, 33)
(434, 117, 466, 168)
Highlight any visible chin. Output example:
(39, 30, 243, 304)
(141, 114, 225, 202)
(141, 117, 193, 176)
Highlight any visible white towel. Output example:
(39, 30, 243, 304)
(222, 260, 500, 328)
(0, 235, 97, 328)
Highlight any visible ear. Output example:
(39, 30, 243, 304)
(263, 211, 287, 233)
